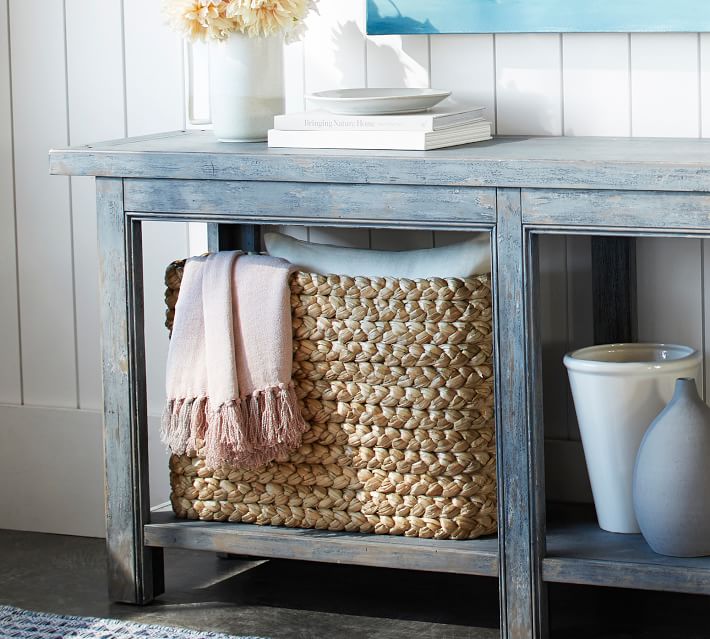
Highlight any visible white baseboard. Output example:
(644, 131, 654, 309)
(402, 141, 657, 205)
(0, 404, 169, 537)
(0, 403, 592, 537)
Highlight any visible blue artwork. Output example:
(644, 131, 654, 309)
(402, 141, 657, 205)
(367, 0, 710, 34)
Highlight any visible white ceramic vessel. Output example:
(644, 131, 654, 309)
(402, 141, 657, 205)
(208, 35, 284, 142)
(634, 377, 710, 556)
(564, 343, 701, 534)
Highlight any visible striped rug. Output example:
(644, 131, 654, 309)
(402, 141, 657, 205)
(0, 606, 264, 639)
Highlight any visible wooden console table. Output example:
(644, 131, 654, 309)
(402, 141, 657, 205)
(50, 132, 710, 639)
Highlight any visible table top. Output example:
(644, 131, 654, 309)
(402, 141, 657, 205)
(49, 130, 710, 192)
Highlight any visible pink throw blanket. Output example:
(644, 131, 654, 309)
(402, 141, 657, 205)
(161, 251, 306, 469)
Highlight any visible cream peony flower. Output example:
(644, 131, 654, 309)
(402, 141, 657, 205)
(225, 0, 316, 39)
(162, 0, 315, 41)
(283, 0, 317, 43)
(162, 0, 238, 42)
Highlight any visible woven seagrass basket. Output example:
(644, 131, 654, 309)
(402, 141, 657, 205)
(164, 259, 497, 540)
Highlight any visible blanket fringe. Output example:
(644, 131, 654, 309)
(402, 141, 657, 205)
(161, 383, 307, 470)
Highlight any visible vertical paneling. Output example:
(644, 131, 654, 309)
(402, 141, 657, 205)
(303, 0, 366, 93)
(188, 222, 209, 255)
(66, 1, 125, 142)
(10, 0, 76, 407)
(637, 238, 704, 388)
(564, 236, 593, 440)
(562, 34, 631, 136)
(283, 39, 305, 113)
(703, 34, 710, 406)
(538, 235, 568, 440)
(630, 33, 700, 137)
(495, 34, 563, 135)
(66, 0, 126, 411)
(366, 35, 429, 88)
(123, 0, 184, 136)
(0, 0, 21, 404)
(142, 222, 189, 417)
(701, 34, 709, 138)
(185, 39, 209, 253)
(430, 34, 495, 120)
(186, 41, 210, 125)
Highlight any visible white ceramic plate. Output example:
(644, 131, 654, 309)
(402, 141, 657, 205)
(305, 88, 452, 115)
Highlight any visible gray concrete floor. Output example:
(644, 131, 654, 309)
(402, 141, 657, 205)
(1, 529, 709, 638)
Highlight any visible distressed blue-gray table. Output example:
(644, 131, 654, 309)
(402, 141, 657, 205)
(50, 132, 710, 639)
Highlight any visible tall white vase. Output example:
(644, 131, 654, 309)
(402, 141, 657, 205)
(208, 34, 284, 142)
(564, 343, 701, 534)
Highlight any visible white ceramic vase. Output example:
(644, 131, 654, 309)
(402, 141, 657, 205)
(208, 34, 284, 142)
(633, 377, 710, 556)
(563, 343, 701, 534)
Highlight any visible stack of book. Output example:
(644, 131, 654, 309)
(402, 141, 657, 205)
(267, 106, 492, 151)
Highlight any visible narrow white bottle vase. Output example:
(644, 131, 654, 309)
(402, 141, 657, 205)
(633, 377, 710, 556)
(208, 34, 284, 142)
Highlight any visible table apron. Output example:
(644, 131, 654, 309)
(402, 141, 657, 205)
(123, 178, 497, 228)
(522, 188, 710, 231)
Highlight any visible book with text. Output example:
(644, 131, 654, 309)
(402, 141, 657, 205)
(267, 121, 492, 151)
(273, 106, 486, 132)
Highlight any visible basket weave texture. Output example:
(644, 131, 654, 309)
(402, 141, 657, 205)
(164, 260, 497, 540)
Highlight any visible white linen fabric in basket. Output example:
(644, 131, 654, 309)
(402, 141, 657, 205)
(263, 231, 491, 279)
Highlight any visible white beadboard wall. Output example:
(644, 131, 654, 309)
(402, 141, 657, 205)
(0, 0, 709, 536)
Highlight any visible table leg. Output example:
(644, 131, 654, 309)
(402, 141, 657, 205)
(591, 237, 636, 344)
(495, 189, 547, 639)
(97, 177, 164, 604)
(207, 223, 261, 252)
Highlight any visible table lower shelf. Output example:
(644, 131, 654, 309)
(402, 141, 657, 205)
(145, 512, 499, 577)
(545, 505, 710, 595)
(145, 508, 710, 594)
